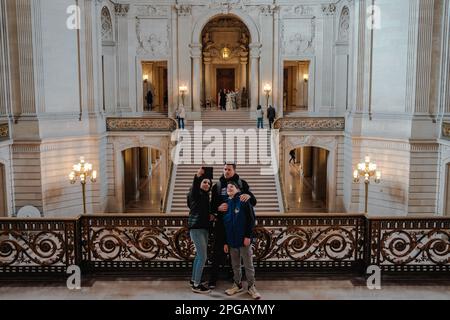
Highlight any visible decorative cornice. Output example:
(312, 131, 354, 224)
(274, 117, 345, 131)
(106, 118, 177, 132)
(209, 0, 246, 14)
(114, 4, 129, 17)
(0, 123, 9, 140)
(443, 122, 450, 140)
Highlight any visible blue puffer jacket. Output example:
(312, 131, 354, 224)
(223, 192, 256, 249)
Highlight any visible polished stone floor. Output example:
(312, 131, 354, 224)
(285, 163, 327, 212)
(125, 163, 162, 213)
(1, 277, 450, 300)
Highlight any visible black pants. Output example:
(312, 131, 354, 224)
(269, 118, 275, 129)
(209, 226, 230, 281)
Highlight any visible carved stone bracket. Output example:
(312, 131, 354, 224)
(175, 4, 192, 16)
(274, 117, 345, 131)
(114, 4, 130, 17)
(322, 3, 337, 16)
(106, 118, 177, 132)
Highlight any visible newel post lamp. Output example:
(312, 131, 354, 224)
(263, 83, 272, 107)
(353, 155, 381, 214)
(69, 157, 97, 214)
(179, 85, 188, 106)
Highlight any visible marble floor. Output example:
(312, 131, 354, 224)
(125, 163, 162, 213)
(285, 163, 327, 212)
(1, 277, 450, 300)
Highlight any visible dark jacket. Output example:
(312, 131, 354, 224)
(210, 174, 257, 245)
(223, 192, 256, 248)
(267, 106, 276, 120)
(187, 175, 211, 230)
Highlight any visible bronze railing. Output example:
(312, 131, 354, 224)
(368, 217, 450, 273)
(0, 218, 78, 275)
(1, 214, 449, 278)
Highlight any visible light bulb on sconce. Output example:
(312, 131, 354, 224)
(263, 84, 272, 107)
(143, 74, 149, 82)
(303, 73, 309, 83)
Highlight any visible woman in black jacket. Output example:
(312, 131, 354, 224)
(187, 167, 212, 294)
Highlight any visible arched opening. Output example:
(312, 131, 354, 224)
(445, 163, 450, 216)
(0, 163, 7, 217)
(122, 147, 162, 213)
(285, 147, 329, 212)
(200, 16, 250, 110)
(100, 6, 117, 113)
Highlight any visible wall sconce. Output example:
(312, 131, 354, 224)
(179, 85, 188, 106)
(263, 83, 272, 107)
(143, 74, 149, 82)
(303, 73, 309, 83)
(353, 155, 381, 214)
(69, 156, 97, 214)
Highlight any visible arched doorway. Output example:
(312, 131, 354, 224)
(200, 16, 250, 110)
(0, 163, 7, 217)
(122, 147, 162, 213)
(285, 147, 329, 212)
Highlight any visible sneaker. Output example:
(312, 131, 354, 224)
(248, 285, 261, 300)
(208, 280, 216, 289)
(225, 283, 243, 296)
(192, 284, 211, 294)
(189, 280, 194, 287)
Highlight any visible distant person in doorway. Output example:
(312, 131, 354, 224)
(289, 149, 296, 164)
(146, 90, 153, 111)
(256, 105, 264, 129)
(267, 105, 276, 129)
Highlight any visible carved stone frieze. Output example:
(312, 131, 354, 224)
(274, 117, 345, 131)
(209, 0, 246, 14)
(281, 18, 316, 56)
(106, 118, 177, 132)
(322, 3, 337, 16)
(135, 5, 169, 17)
(175, 4, 192, 16)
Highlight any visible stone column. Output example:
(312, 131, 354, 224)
(204, 57, 212, 105)
(115, 3, 131, 113)
(240, 57, 248, 91)
(249, 43, 261, 111)
(190, 43, 202, 116)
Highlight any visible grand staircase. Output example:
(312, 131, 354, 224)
(167, 110, 282, 213)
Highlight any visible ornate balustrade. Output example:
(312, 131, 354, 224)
(106, 117, 177, 132)
(368, 218, 450, 273)
(274, 117, 345, 131)
(0, 218, 78, 275)
(1, 214, 450, 278)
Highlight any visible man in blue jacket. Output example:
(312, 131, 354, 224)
(223, 181, 261, 300)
